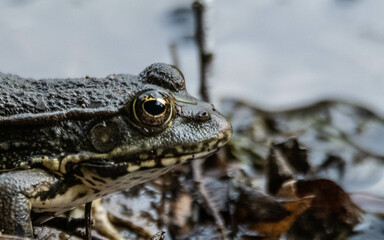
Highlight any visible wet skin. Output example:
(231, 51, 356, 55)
(0, 63, 232, 238)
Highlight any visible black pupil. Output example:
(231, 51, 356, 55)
(144, 100, 166, 115)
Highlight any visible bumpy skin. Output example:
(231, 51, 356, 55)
(0, 63, 232, 238)
(0, 64, 186, 169)
(0, 170, 58, 237)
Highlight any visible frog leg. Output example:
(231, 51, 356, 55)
(0, 172, 34, 238)
(0, 169, 61, 238)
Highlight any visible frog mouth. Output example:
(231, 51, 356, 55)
(77, 147, 219, 180)
(84, 147, 219, 170)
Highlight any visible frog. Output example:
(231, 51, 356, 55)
(0, 63, 232, 238)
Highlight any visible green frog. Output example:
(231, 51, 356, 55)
(0, 63, 232, 238)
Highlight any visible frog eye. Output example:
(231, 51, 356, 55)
(131, 90, 173, 127)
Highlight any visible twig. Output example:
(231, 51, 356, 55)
(193, 0, 214, 102)
(192, 0, 225, 239)
(169, 42, 180, 69)
(192, 159, 227, 240)
(85, 201, 93, 240)
(108, 213, 154, 239)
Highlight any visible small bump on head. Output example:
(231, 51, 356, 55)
(139, 63, 186, 91)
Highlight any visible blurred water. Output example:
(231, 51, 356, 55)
(1, 0, 384, 114)
(213, 0, 384, 113)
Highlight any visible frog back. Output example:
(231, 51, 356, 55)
(0, 72, 137, 170)
(0, 72, 137, 119)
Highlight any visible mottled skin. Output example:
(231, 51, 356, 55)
(0, 63, 232, 238)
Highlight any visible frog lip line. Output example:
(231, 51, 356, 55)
(83, 148, 219, 172)
(83, 137, 229, 170)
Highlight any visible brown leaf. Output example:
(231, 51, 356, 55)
(234, 185, 313, 239)
(266, 138, 311, 195)
(235, 185, 291, 223)
(251, 197, 313, 238)
(266, 143, 295, 195)
(295, 179, 361, 226)
(274, 138, 310, 174)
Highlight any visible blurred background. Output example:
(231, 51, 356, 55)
(1, 1, 384, 239)
(1, 0, 384, 114)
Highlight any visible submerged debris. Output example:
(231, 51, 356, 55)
(34, 100, 384, 239)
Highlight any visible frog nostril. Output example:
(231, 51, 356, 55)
(197, 111, 211, 122)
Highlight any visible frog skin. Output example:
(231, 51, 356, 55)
(0, 63, 232, 238)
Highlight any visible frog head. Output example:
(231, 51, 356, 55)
(0, 63, 231, 213)
(57, 63, 232, 191)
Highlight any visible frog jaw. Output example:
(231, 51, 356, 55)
(30, 147, 221, 214)
(77, 127, 230, 177)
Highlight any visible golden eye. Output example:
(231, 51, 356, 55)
(131, 90, 173, 127)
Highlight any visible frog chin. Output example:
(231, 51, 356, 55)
(73, 148, 219, 197)
(74, 129, 231, 193)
